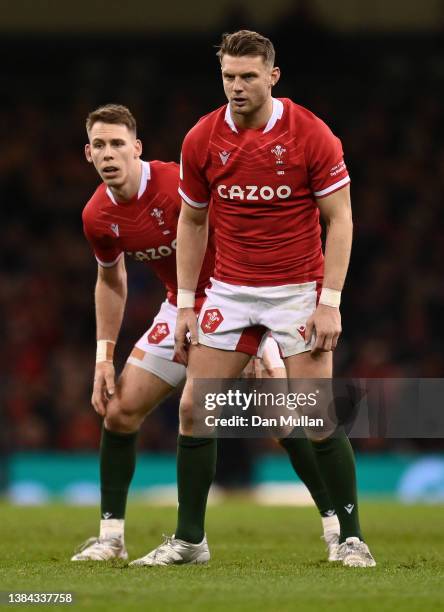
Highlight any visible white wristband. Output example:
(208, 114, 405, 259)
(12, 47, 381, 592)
(96, 339, 115, 363)
(319, 288, 341, 308)
(177, 289, 195, 309)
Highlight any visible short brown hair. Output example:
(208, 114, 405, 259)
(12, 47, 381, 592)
(86, 104, 137, 134)
(216, 30, 275, 66)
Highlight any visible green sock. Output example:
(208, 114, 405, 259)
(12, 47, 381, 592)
(175, 435, 217, 544)
(279, 435, 336, 517)
(311, 429, 362, 542)
(100, 427, 138, 520)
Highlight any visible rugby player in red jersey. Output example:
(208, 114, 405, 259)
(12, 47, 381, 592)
(72, 104, 340, 562)
(71, 104, 214, 561)
(131, 32, 375, 568)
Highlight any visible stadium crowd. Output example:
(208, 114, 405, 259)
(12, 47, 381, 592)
(1, 17, 443, 454)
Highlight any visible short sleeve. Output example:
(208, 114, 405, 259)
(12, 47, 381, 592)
(178, 128, 210, 209)
(82, 215, 123, 268)
(306, 119, 350, 198)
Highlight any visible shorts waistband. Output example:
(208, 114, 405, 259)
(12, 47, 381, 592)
(209, 277, 317, 298)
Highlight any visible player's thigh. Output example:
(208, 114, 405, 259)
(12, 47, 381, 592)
(179, 345, 250, 434)
(284, 351, 336, 440)
(105, 363, 176, 432)
(114, 298, 184, 417)
(183, 344, 251, 404)
(284, 350, 332, 378)
(187, 343, 251, 379)
(118, 361, 176, 414)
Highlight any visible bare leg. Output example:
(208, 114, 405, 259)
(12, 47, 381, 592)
(104, 362, 176, 433)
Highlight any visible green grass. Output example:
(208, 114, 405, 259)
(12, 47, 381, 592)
(0, 502, 443, 611)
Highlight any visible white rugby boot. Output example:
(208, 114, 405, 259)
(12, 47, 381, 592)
(337, 537, 376, 567)
(322, 531, 341, 561)
(129, 535, 210, 567)
(71, 536, 128, 561)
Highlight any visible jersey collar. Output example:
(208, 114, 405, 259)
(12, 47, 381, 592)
(106, 160, 151, 205)
(224, 98, 284, 134)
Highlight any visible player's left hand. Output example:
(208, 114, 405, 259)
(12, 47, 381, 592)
(305, 304, 341, 355)
(174, 307, 199, 365)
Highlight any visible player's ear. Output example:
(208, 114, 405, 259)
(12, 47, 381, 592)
(85, 144, 93, 163)
(270, 66, 281, 87)
(134, 138, 142, 158)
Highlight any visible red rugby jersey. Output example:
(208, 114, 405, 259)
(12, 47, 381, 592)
(82, 160, 214, 305)
(179, 98, 350, 286)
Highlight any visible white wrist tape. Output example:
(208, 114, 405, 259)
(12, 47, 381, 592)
(96, 339, 116, 363)
(177, 289, 195, 309)
(319, 288, 341, 308)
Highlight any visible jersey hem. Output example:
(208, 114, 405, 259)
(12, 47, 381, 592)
(213, 274, 323, 288)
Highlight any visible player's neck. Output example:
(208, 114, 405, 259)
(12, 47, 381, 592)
(109, 160, 142, 203)
(232, 97, 273, 130)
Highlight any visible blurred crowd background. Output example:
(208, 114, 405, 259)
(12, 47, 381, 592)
(1, 1, 444, 469)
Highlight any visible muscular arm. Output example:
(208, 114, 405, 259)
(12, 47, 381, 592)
(305, 185, 352, 353)
(95, 256, 128, 341)
(92, 256, 127, 415)
(317, 184, 353, 291)
(176, 201, 209, 292)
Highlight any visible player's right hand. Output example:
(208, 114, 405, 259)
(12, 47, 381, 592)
(174, 307, 199, 365)
(305, 303, 342, 355)
(92, 361, 116, 416)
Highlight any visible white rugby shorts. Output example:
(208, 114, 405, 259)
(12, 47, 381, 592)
(198, 278, 318, 358)
(127, 300, 186, 387)
(126, 298, 287, 385)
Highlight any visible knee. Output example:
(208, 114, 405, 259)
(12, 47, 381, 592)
(179, 382, 210, 436)
(104, 397, 142, 433)
(179, 393, 196, 435)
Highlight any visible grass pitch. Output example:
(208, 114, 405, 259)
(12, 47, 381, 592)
(0, 501, 442, 611)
